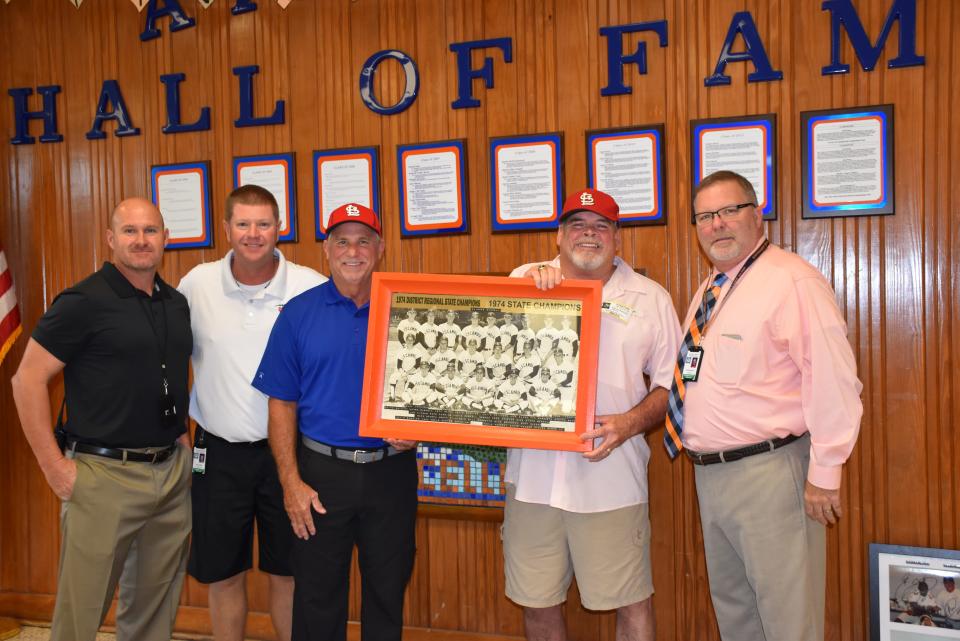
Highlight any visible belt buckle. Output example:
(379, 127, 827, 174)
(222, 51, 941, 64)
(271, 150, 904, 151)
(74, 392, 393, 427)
(353, 449, 374, 464)
(721, 449, 744, 463)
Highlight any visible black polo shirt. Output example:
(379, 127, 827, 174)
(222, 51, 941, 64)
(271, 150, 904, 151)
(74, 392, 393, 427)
(32, 262, 192, 448)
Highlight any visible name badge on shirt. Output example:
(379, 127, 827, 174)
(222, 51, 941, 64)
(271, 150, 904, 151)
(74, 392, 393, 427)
(601, 301, 632, 323)
(681, 347, 704, 381)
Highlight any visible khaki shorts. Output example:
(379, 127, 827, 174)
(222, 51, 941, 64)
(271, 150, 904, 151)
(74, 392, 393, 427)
(502, 485, 653, 611)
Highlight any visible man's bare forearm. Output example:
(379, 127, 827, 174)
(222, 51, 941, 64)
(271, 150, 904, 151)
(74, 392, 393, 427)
(12, 373, 62, 470)
(11, 339, 67, 473)
(268, 397, 301, 487)
(268, 396, 326, 539)
(623, 387, 669, 438)
(12, 338, 75, 499)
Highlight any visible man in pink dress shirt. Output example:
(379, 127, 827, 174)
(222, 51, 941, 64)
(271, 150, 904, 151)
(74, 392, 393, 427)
(674, 170, 863, 641)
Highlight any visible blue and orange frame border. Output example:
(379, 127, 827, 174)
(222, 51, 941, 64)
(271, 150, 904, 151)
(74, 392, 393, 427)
(232, 152, 298, 243)
(489, 132, 564, 233)
(690, 114, 778, 222)
(586, 124, 666, 226)
(312, 146, 381, 240)
(801, 104, 894, 219)
(150, 160, 213, 249)
(396, 139, 469, 237)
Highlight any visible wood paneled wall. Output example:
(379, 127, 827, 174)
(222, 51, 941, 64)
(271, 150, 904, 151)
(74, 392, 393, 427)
(1, 1, 957, 639)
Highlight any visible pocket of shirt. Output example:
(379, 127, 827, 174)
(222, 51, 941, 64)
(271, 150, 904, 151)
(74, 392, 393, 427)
(712, 333, 743, 385)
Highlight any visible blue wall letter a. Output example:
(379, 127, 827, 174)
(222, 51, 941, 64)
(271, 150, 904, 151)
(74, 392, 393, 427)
(704, 11, 783, 87)
(141, 0, 196, 41)
(86, 80, 140, 140)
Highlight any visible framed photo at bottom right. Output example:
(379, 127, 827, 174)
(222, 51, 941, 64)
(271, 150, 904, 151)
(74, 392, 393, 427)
(870, 543, 960, 640)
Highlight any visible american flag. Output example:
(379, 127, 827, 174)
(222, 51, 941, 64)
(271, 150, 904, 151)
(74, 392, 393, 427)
(0, 244, 22, 365)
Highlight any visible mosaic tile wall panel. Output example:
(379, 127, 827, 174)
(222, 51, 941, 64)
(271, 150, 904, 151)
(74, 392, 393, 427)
(417, 443, 506, 507)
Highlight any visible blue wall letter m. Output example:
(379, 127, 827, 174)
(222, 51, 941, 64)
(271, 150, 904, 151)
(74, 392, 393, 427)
(822, 0, 924, 74)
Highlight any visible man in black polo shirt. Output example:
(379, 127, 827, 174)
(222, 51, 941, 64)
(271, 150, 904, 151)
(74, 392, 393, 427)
(11, 197, 192, 641)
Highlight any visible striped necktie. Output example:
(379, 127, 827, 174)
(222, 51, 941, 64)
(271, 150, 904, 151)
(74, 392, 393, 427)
(664, 271, 729, 458)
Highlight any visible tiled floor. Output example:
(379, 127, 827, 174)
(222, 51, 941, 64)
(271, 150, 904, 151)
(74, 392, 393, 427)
(4, 626, 116, 640)
(4, 625, 216, 641)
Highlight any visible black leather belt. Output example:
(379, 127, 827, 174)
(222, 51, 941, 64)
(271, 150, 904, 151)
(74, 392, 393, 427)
(686, 433, 803, 466)
(301, 435, 401, 464)
(200, 426, 268, 448)
(66, 440, 179, 464)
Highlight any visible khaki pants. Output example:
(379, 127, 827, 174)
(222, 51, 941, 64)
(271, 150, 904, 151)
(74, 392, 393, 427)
(503, 486, 653, 611)
(694, 435, 826, 641)
(52, 445, 191, 641)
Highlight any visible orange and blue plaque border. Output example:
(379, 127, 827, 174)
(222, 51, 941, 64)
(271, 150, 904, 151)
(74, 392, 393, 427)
(232, 152, 297, 243)
(396, 139, 469, 237)
(489, 133, 564, 232)
(690, 114, 777, 222)
(586, 125, 666, 226)
(312, 146, 381, 240)
(801, 105, 894, 219)
(150, 161, 213, 249)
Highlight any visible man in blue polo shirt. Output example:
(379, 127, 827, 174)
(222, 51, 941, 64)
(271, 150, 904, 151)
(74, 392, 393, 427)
(253, 203, 417, 641)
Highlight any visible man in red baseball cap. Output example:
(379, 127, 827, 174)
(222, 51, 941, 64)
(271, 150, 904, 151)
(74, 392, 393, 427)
(320, 202, 384, 300)
(255, 202, 418, 641)
(501, 188, 682, 641)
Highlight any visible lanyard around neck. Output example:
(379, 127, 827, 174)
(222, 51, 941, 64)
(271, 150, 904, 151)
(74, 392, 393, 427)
(135, 284, 170, 389)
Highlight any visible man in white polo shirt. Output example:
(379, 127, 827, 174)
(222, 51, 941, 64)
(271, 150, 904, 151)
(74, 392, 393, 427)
(178, 185, 325, 641)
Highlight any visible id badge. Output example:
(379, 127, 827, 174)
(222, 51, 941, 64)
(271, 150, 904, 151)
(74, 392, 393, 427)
(192, 447, 207, 474)
(681, 347, 704, 381)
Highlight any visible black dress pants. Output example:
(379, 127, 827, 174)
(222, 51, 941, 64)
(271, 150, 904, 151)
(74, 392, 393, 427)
(291, 446, 418, 641)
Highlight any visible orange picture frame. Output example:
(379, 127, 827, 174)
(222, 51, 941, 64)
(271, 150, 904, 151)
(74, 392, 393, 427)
(359, 272, 602, 452)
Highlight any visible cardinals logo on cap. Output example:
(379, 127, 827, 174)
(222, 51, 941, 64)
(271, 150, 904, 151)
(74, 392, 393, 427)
(327, 202, 382, 235)
(560, 188, 619, 222)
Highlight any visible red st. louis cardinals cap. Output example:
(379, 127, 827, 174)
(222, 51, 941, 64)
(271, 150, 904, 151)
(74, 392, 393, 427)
(326, 202, 382, 236)
(560, 188, 619, 223)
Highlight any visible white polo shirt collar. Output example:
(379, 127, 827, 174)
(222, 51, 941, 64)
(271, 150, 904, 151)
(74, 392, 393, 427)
(219, 249, 288, 301)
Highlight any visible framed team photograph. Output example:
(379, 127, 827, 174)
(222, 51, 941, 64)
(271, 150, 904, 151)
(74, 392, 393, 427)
(869, 543, 960, 640)
(359, 273, 602, 452)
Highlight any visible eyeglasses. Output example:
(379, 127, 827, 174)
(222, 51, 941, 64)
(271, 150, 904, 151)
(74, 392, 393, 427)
(563, 219, 616, 234)
(693, 202, 755, 226)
